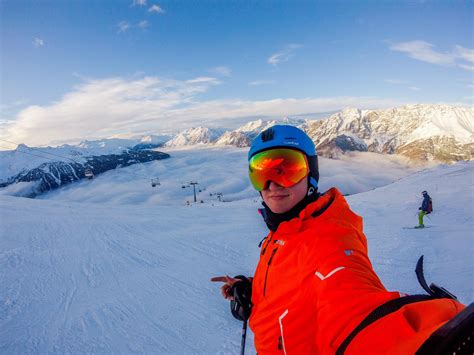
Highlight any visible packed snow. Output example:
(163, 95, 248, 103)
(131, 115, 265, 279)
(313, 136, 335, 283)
(0, 147, 472, 354)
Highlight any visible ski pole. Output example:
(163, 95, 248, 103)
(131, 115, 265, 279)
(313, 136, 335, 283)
(240, 319, 247, 355)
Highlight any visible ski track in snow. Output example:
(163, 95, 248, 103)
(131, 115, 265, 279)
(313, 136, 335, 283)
(1, 198, 260, 353)
(0, 152, 472, 353)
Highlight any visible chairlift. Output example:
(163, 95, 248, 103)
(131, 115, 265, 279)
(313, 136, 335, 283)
(85, 168, 94, 180)
(151, 178, 161, 187)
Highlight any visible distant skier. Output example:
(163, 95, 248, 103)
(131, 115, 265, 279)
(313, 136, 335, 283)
(417, 190, 433, 228)
(211, 125, 471, 354)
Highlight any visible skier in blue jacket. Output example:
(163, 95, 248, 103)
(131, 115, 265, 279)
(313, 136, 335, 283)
(417, 190, 432, 228)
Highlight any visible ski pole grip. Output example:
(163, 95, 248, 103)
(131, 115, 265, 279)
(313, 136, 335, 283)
(230, 275, 252, 321)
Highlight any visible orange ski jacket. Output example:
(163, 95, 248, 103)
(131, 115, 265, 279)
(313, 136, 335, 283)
(249, 188, 464, 354)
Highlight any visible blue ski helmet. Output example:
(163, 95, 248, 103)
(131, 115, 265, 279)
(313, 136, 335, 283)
(248, 125, 319, 189)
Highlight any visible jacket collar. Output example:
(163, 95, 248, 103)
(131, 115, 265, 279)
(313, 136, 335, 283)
(267, 188, 357, 236)
(260, 189, 320, 231)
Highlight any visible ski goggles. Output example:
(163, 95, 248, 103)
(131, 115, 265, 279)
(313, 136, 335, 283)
(248, 148, 309, 191)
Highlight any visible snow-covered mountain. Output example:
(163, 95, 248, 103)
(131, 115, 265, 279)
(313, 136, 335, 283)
(163, 118, 306, 148)
(214, 117, 306, 147)
(71, 135, 171, 153)
(162, 105, 473, 163)
(305, 104, 473, 162)
(164, 127, 224, 147)
(0, 143, 170, 197)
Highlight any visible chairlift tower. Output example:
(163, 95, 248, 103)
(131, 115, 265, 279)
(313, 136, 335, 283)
(189, 181, 199, 202)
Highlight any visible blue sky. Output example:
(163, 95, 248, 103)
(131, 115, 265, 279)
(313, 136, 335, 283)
(1, 0, 473, 146)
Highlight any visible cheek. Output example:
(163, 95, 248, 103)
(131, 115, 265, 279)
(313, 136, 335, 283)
(291, 181, 308, 201)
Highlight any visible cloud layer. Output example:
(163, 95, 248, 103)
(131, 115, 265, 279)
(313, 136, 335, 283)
(2, 76, 405, 147)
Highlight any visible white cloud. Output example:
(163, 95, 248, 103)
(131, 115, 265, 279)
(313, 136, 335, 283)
(390, 41, 474, 72)
(248, 80, 276, 86)
(408, 86, 421, 91)
(33, 38, 44, 47)
(458, 64, 474, 72)
(1, 75, 407, 146)
(390, 40, 454, 65)
(385, 79, 409, 85)
(455, 45, 474, 63)
(209, 66, 231, 77)
(138, 20, 149, 29)
(268, 44, 303, 66)
(117, 21, 130, 33)
(148, 4, 164, 13)
(132, 0, 147, 6)
(185, 77, 220, 85)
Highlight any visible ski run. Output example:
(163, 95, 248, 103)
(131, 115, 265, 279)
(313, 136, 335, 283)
(1, 147, 472, 353)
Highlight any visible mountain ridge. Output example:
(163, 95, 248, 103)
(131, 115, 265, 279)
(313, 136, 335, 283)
(176, 104, 473, 163)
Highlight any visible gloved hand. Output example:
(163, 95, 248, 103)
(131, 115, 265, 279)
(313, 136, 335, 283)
(230, 275, 252, 321)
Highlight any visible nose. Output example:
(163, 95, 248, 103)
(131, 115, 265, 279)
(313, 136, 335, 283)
(267, 181, 284, 190)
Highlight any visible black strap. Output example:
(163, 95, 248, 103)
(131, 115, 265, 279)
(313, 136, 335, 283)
(416, 303, 474, 355)
(335, 295, 433, 355)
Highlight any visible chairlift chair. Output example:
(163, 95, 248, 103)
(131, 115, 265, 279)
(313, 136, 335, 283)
(85, 168, 94, 180)
(151, 178, 161, 187)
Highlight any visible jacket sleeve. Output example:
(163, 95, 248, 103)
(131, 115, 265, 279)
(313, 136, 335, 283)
(305, 219, 400, 352)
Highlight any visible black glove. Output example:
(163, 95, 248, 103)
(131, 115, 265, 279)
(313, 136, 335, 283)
(230, 275, 252, 321)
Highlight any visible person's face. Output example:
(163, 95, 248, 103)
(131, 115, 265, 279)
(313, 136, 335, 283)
(261, 178, 308, 214)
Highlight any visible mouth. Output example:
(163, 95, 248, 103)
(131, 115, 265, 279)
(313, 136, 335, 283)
(269, 195, 289, 200)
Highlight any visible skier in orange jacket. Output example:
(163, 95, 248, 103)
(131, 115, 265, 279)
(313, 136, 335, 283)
(212, 125, 471, 354)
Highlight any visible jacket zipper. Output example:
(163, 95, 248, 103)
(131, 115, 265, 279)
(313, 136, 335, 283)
(261, 232, 274, 255)
(263, 246, 278, 296)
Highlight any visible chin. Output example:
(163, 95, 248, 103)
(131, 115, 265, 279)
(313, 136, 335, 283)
(269, 205, 291, 214)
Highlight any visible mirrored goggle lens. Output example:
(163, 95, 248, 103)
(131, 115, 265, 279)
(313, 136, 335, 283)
(248, 148, 309, 191)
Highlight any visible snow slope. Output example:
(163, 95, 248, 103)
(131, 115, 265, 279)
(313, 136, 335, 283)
(0, 150, 472, 353)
